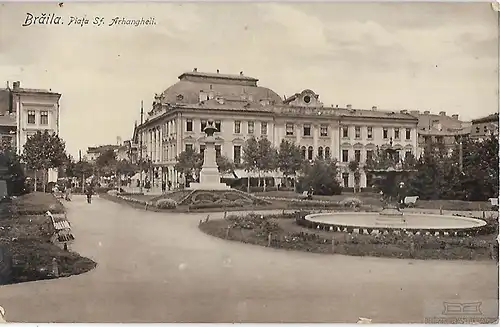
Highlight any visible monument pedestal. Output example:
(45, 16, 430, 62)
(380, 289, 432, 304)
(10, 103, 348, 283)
(187, 135, 230, 191)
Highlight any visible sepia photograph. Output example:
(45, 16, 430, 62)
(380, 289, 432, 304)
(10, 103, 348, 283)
(0, 1, 498, 323)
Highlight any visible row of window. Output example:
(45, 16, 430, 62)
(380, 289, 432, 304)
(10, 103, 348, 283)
(284, 123, 413, 140)
(186, 119, 269, 136)
(27, 110, 49, 125)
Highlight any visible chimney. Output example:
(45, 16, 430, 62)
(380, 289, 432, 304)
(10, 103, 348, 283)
(424, 110, 430, 115)
(439, 111, 446, 116)
(216, 69, 220, 74)
(193, 68, 198, 72)
(346, 104, 352, 109)
(240, 71, 243, 76)
(400, 109, 408, 114)
(12, 81, 20, 90)
(372, 106, 378, 110)
(452, 114, 459, 120)
(410, 110, 420, 115)
(336, 105, 339, 108)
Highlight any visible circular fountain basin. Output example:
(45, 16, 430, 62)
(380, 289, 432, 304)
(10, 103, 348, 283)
(305, 212, 487, 231)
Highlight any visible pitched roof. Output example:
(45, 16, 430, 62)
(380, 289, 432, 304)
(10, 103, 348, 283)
(472, 113, 498, 124)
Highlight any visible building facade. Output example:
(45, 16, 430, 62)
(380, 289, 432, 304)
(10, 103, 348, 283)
(470, 113, 498, 139)
(0, 81, 61, 182)
(409, 110, 471, 157)
(133, 70, 419, 189)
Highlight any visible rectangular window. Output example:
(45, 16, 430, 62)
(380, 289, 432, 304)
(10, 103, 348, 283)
(248, 121, 254, 134)
(394, 128, 400, 139)
(303, 124, 311, 136)
(233, 145, 241, 164)
(342, 173, 349, 188)
(355, 126, 361, 139)
(405, 150, 411, 159)
(215, 120, 222, 133)
(367, 127, 373, 139)
(394, 151, 400, 163)
(261, 122, 267, 135)
(27, 110, 35, 124)
(185, 144, 193, 152)
(320, 124, 328, 137)
(201, 120, 207, 132)
(342, 126, 349, 138)
(383, 128, 388, 139)
(405, 128, 411, 140)
(40, 111, 48, 125)
(354, 150, 361, 163)
(215, 144, 221, 158)
(366, 150, 373, 162)
(342, 149, 349, 162)
(186, 119, 193, 132)
(285, 123, 294, 136)
(234, 121, 241, 134)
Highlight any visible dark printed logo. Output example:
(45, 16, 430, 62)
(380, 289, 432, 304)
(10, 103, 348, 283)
(442, 302, 483, 316)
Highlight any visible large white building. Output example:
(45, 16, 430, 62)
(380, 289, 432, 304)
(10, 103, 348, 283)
(133, 70, 419, 189)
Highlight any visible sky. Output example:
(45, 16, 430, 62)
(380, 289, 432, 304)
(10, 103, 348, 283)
(0, 2, 498, 157)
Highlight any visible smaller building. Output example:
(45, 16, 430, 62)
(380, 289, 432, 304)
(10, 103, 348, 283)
(410, 110, 470, 156)
(471, 113, 498, 139)
(85, 145, 120, 162)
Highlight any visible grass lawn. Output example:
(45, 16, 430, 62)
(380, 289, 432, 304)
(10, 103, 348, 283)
(254, 191, 492, 210)
(10, 192, 65, 215)
(200, 213, 497, 261)
(0, 192, 96, 284)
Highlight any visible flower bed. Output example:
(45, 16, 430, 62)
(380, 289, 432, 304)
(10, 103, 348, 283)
(199, 211, 498, 261)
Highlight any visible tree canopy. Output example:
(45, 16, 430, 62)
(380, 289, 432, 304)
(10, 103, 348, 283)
(22, 130, 67, 171)
(276, 140, 303, 180)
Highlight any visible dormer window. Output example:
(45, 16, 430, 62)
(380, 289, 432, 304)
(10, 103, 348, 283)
(176, 94, 184, 101)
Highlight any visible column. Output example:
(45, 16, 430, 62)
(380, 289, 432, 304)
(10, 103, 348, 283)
(313, 124, 319, 154)
(295, 123, 301, 144)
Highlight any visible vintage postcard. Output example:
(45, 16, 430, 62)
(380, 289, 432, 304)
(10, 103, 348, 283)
(0, 1, 498, 324)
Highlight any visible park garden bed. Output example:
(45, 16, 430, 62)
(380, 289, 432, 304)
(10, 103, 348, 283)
(0, 192, 96, 285)
(199, 211, 498, 261)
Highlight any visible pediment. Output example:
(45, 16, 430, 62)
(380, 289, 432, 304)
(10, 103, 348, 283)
(404, 144, 413, 150)
(353, 142, 364, 149)
(232, 137, 244, 143)
(183, 136, 196, 142)
(365, 143, 376, 149)
(393, 143, 403, 150)
(341, 142, 351, 148)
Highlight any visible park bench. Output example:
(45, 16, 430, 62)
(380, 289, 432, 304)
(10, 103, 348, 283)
(404, 196, 419, 208)
(298, 191, 312, 200)
(46, 211, 75, 245)
(489, 197, 499, 210)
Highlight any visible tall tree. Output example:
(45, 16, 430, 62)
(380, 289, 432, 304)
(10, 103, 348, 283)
(95, 149, 118, 177)
(22, 130, 67, 192)
(255, 137, 277, 191)
(216, 155, 235, 175)
(299, 158, 342, 196)
(0, 140, 26, 196)
(174, 148, 203, 184)
(276, 140, 303, 189)
(242, 137, 259, 192)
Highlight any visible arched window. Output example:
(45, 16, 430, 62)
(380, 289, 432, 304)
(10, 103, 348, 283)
(318, 146, 324, 159)
(307, 146, 313, 160)
(325, 147, 330, 159)
(301, 146, 306, 159)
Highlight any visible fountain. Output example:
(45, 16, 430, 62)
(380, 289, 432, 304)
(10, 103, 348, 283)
(301, 138, 488, 235)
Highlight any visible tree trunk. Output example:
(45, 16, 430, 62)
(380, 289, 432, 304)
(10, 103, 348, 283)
(82, 173, 85, 193)
(42, 168, 46, 192)
(247, 175, 250, 193)
(34, 170, 38, 192)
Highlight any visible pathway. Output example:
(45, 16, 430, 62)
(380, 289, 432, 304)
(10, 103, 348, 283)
(0, 196, 497, 323)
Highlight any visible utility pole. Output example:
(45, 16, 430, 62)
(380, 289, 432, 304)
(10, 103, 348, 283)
(459, 135, 464, 172)
(139, 101, 144, 193)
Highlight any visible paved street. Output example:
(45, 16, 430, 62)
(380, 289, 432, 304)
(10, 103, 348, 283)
(0, 196, 497, 323)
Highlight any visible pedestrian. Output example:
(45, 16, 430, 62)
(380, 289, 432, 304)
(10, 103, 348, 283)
(85, 184, 93, 204)
(162, 180, 166, 193)
(167, 180, 172, 191)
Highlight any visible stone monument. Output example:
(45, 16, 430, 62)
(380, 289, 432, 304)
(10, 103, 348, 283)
(188, 120, 230, 190)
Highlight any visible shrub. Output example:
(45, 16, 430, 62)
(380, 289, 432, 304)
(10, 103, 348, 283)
(155, 198, 177, 209)
(339, 197, 363, 208)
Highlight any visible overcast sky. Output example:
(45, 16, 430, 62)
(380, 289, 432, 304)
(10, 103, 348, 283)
(0, 2, 497, 157)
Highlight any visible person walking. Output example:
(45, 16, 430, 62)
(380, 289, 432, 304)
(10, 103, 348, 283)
(162, 180, 166, 194)
(167, 180, 172, 191)
(85, 184, 93, 204)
